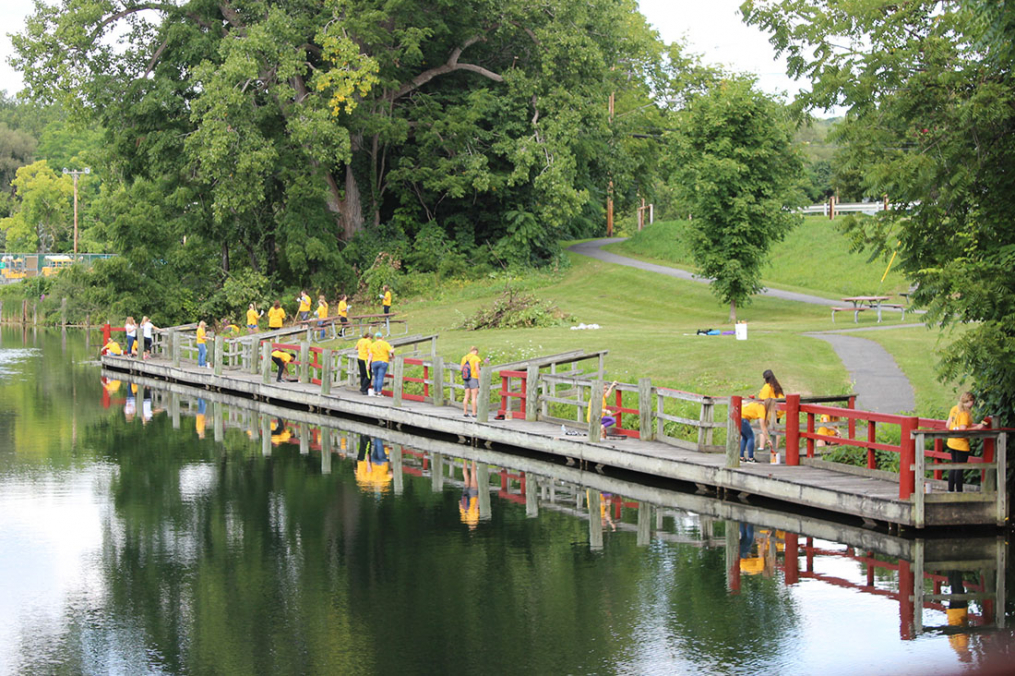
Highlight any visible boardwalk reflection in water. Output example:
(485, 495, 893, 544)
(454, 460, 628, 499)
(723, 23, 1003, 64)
(86, 372, 1010, 671)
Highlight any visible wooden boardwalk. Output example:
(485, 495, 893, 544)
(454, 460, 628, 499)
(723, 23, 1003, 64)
(100, 354, 1003, 530)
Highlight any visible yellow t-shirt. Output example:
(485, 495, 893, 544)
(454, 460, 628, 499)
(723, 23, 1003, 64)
(459, 496, 479, 527)
(298, 294, 311, 313)
(104, 341, 123, 355)
(267, 307, 285, 328)
(758, 383, 784, 419)
(246, 309, 259, 326)
(370, 339, 393, 363)
(356, 338, 372, 360)
(742, 401, 766, 420)
(338, 300, 348, 318)
(947, 405, 973, 452)
(196, 327, 206, 345)
(271, 350, 293, 363)
(383, 290, 392, 308)
(460, 353, 481, 378)
(316, 302, 328, 320)
(195, 414, 206, 437)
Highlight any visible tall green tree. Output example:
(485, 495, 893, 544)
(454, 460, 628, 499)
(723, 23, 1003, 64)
(742, 1, 1015, 436)
(665, 76, 803, 321)
(0, 160, 74, 252)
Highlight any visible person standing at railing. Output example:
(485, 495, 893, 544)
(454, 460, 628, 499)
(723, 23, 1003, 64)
(369, 332, 393, 397)
(246, 303, 262, 333)
(946, 392, 984, 492)
(587, 380, 618, 439)
(381, 285, 392, 314)
(296, 289, 312, 322)
(139, 316, 158, 360)
(124, 317, 137, 357)
(758, 369, 784, 453)
(460, 346, 483, 418)
(337, 294, 349, 337)
(196, 321, 209, 368)
(740, 398, 771, 463)
(267, 301, 285, 330)
(316, 295, 328, 339)
(356, 331, 373, 395)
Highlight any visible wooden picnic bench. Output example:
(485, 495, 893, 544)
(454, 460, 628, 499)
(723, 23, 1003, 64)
(831, 306, 868, 323)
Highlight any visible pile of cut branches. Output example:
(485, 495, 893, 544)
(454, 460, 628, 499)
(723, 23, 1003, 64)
(459, 289, 574, 330)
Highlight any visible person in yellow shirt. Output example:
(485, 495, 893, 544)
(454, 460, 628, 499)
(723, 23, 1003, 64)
(460, 346, 484, 417)
(196, 321, 209, 368)
(316, 295, 328, 338)
(459, 459, 480, 529)
(946, 392, 982, 492)
(195, 398, 207, 439)
(246, 303, 262, 333)
(296, 289, 312, 321)
(356, 331, 373, 394)
(586, 380, 618, 439)
(101, 340, 123, 356)
(337, 294, 349, 337)
(381, 285, 392, 314)
(816, 414, 841, 446)
(369, 332, 393, 396)
(271, 349, 295, 382)
(758, 369, 784, 451)
(740, 399, 769, 463)
(267, 300, 285, 329)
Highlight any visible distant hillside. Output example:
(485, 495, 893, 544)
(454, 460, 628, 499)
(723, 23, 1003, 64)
(795, 116, 841, 163)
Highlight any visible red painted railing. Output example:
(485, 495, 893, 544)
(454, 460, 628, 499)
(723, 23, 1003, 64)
(498, 370, 527, 419)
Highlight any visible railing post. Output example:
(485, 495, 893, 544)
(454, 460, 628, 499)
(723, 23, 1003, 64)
(299, 341, 310, 383)
(899, 416, 918, 499)
(638, 378, 653, 441)
(697, 397, 713, 451)
(785, 394, 800, 466)
(847, 395, 857, 439)
(261, 342, 272, 384)
(171, 332, 181, 368)
(588, 379, 604, 443)
(913, 432, 926, 528)
(321, 349, 333, 395)
(476, 367, 492, 422)
(392, 356, 404, 407)
(213, 335, 225, 376)
(726, 395, 742, 468)
(525, 365, 539, 422)
(249, 342, 259, 374)
(431, 355, 444, 407)
(321, 429, 332, 475)
(867, 420, 877, 469)
(996, 432, 1008, 527)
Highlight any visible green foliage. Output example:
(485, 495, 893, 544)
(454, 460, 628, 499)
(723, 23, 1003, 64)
(0, 160, 74, 252)
(458, 288, 575, 330)
(742, 0, 1015, 443)
(665, 77, 805, 320)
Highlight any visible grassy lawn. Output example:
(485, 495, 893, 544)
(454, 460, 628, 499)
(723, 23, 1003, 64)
(331, 254, 851, 400)
(607, 216, 912, 300)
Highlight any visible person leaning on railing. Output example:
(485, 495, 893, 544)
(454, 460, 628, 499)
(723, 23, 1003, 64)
(369, 333, 394, 397)
(945, 392, 985, 493)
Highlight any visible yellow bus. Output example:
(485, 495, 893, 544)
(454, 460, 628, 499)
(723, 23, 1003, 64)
(42, 255, 74, 277)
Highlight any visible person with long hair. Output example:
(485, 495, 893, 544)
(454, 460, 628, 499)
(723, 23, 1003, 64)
(758, 369, 784, 455)
(946, 392, 983, 492)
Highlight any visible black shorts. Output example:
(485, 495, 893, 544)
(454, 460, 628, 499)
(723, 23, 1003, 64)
(144, 337, 152, 351)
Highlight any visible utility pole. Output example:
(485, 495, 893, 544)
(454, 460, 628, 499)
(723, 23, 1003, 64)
(62, 167, 90, 257)
(607, 87, 615, 237)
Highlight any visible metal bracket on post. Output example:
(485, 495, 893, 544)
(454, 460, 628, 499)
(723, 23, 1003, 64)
(261, 342, 272, 384)
(525, 364, 539, 422)
(588, 380, 604, 443)
(299, 341, 310, 384)
(392, 356, 404, 407)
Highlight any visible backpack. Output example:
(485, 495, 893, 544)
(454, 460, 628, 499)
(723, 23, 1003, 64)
(461, 361, 471, 382)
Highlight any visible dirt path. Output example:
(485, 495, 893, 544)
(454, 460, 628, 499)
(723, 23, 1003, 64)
(567, 239, 917, 413)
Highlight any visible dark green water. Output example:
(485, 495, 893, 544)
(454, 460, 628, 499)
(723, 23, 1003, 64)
(0, 328, 1012, 675)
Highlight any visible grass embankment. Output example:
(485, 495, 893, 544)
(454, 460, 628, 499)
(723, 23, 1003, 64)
(607, 216, 911, 300)
(334, 254, 851, 399)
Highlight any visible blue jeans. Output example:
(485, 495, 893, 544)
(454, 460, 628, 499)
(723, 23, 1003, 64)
(198, 343, 207, 367)
(740, 418, 755, 459)
(371, 361, 388, 394)
(126, 335, 135, 356)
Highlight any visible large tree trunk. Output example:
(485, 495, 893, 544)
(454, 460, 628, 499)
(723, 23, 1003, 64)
(339, 163, 364, 240)
(729, 299, 737, 323)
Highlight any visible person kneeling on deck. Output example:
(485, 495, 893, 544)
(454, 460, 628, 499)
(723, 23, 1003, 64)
(369, 333, 394, 396)
(460, 346, 483, 418)
(101, 340, 124, 357)
(587, 381, 618, 439)
(271, 349, 295, 382)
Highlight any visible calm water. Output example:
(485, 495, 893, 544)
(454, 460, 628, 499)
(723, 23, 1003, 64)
(0, 328, 1012, 675)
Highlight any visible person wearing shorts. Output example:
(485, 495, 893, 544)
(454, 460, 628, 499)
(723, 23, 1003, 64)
(246, 303, 261, 332)
(297, 290, 312, 322)
(460, 346, 482, 417)
(140, 316, 157, 359)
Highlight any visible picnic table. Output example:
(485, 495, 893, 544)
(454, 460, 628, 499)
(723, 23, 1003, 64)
(832, 296, 892, 323)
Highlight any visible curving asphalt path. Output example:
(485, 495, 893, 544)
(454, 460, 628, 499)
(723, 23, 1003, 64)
(567, 238, 916, 413)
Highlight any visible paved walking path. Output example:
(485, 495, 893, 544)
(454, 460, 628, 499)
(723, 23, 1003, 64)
(568, 238, 917, 414)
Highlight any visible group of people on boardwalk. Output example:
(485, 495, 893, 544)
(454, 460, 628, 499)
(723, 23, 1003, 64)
(249, 285, 391, 335)
(102, 316, 158, 359)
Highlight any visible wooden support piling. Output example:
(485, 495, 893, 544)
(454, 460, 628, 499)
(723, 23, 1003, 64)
(391, 445, 404, 495)
(321, 429, 332, 474)
(213, 336, 225, 376)
(261, 416, 272, 456)
(61, 298, 67, 326)
(261, 342, 272, 384)
(477, 367, 492, 422)
(392, 356, 404, 407)
(587, 490, 603, 550)
(525, 475, 539, 518)
(637, 502, 652, 546)
(476, 463, 491, 519)
(299, 422, 309, 455)
(321, 349, 333, 395)
(588, 380, 604, 443)
(299, 341, 310, 384)
(213, 402, 224, 443)
(431, 452, 444, 492)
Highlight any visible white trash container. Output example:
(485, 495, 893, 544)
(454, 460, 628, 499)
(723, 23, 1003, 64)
(735, 322, 748, 341)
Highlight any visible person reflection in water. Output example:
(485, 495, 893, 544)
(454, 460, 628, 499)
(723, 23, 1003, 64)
(124, 383, 137, 422)
(459, 460, 480, 530)
(195, 398, 207, 439)
(355, 437, 392, 493)
(946, 570, 972, 663)
(270, 419, 292, 445)
(141, 388, 164, 425)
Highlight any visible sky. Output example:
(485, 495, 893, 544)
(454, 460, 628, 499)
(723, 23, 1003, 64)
(0, 0, 801, 100)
